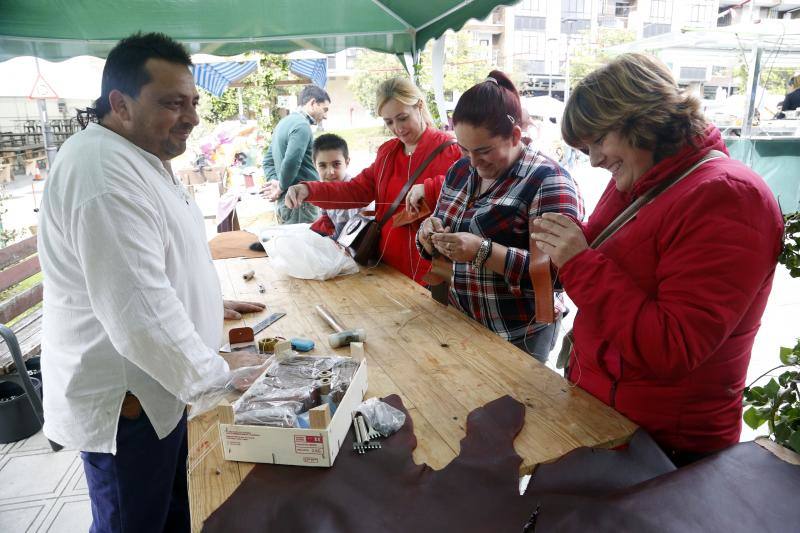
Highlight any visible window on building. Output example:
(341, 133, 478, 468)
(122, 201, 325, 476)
(346, 49, 359, 70)
(688, 0, 713, 25)
(643, 23, 671, 37)
(679, 66, 707, 81)
(326, 55, 337, 70)
(649, 0, 672, 23)
(515, 31, 546, 60)
(517, 0, 547, 15)
(515, 15, 547, 31)
(561, 0, 589, 19)
(615, 1, 630, 17)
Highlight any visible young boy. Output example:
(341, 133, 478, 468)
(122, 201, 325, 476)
(309, 134, 360, 239)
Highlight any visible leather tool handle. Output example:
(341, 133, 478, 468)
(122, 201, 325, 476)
(529, 220, 555, 324)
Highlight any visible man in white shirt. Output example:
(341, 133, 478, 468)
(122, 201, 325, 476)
(38, 32, 264, 533)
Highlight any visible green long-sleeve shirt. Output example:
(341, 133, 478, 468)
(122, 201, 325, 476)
(262, 110, 319, 223)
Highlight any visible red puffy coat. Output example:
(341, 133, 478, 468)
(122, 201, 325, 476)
(560, 126, 783, 453)
(306, 127, 460, 284)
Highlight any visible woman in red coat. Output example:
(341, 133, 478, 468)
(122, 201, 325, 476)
(532, 53, 783, 465)
(285, 78, 461, 284)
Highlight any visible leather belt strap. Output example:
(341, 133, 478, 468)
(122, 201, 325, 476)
(121, 392, 142, 420)
(528, 216, 555, 323)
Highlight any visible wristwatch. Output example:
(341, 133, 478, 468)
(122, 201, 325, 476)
(472, 238, 492, 269)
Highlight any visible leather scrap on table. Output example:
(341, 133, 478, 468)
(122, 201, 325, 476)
(208, 230, 267, 260)
(203, 394, 555, 533)
(529, 437, 800, 532)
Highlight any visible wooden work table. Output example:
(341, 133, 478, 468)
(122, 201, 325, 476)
(188, 257, 637, 532)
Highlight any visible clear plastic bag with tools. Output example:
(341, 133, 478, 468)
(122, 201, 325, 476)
(187, 357, 275, 421)
(230, 355, 357, 428)
(356, 397, 406, 437)
(233, 400, 304, 427)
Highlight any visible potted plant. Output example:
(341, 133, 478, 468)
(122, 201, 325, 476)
(742, 212, 800, 456)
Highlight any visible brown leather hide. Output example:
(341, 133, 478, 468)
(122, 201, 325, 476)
(203, 395, 547, 533)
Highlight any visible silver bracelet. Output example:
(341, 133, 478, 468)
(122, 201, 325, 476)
(472, 238, 492, 269)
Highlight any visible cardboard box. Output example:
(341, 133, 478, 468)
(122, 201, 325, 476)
(219, 358, 368, 467)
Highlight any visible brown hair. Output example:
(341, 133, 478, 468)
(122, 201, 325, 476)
(452, 70, 521, 139)
(562, 53, 706, 161)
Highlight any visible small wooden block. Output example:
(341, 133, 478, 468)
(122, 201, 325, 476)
(349, 342, 365, 360)
(274, 339, 292, 360)
(308, 404, 331, 429)
(229, 327, 254, 344)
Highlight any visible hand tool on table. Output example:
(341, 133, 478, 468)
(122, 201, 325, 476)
(219, 312, 286, 352)
(314, 305, 366, 348)
(352, 413, 381, 455)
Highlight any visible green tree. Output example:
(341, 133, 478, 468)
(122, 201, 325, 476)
(348, 31, 492, 124)
(568, 28, 636, 87)
(347, 50, 406, 115)
(198, 53, 291, 133)
(733, 63, 795, 96)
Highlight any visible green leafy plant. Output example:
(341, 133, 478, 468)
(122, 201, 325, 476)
(742, 212, 800, 453)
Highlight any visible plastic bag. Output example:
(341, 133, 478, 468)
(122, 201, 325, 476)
(187, 358, 274, 421)
(233, 401, 303, 427)
(264, 227, 358, 280)
(356, 397, 406, 437)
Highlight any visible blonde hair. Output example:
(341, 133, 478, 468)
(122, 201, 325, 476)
(375, 77, 434, 127)
(562, 53, 706, 161)
(790, 73, 800, 91)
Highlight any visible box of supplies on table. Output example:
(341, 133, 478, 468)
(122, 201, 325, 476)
(218, 357, 368, 467)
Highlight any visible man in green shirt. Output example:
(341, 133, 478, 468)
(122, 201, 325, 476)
(262, 85, 330, 223)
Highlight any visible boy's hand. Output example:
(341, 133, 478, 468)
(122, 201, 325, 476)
(405, 183, 425, 214)
(285, 184, 310, 209)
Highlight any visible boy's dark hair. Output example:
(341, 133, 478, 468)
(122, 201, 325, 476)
(298, 85, 331, 106)
(77, 32, 192, 127)
(312, 133, 349, 162)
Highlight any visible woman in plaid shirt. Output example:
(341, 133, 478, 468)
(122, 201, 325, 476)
(416, 71, 583, 363)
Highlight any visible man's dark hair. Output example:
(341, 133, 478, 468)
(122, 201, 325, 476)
(77, 32, 192, 127)
(298, 85, 330, 106)
(312, 133, 349, 162)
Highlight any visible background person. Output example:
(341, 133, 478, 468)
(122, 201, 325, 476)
(262, 85, 330, 224)
(308, 133, 359, 240)
(416, 71, 583, 363)
(532, 53, 783, 465)
(39, 33, 264, 533)
(284, 77, 461, 284)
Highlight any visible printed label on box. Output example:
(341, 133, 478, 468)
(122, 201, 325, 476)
(294, 435, 325, 457)
(224, 430, 259, 447)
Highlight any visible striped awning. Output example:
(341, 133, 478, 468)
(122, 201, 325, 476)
(289, 58, 327, 88)
(191, 61, 258, 97)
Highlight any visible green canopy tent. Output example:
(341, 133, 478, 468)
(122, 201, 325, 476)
(0, 0, 513, 67)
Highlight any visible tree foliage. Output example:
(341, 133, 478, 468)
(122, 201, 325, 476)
(347, 50, 406, 116)
(568, 28, 636, 87)
(348, 31, 493, 124)
(734, 63, 795, 96)
(198, 54, 291, 133)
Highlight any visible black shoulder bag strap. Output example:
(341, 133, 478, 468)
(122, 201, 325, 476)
(376, 139, 456, 230)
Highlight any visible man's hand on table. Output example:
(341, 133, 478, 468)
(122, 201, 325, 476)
(223, 300, 266, 320)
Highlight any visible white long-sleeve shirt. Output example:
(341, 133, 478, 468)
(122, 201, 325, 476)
(38, 123, 229, 453)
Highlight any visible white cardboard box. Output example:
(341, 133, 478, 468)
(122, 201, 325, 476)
(218, 358, 368, 467)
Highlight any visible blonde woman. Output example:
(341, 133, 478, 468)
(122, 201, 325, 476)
(285, 77, 460, 283)
(532, 53, 783, 465)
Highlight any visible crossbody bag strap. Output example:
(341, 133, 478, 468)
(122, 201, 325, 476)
(377, 139, 457, 229)
(590, 149, 726, 249)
